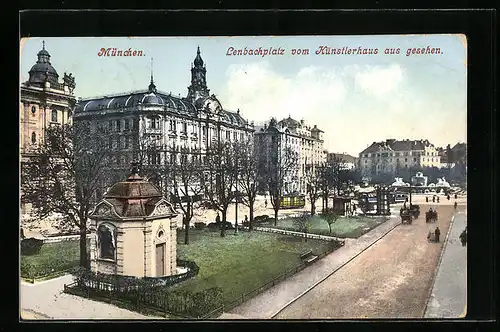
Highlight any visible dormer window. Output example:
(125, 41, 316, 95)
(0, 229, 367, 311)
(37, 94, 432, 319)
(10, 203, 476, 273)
(31, 106, 36, 116)
(51, 110, 58, 122)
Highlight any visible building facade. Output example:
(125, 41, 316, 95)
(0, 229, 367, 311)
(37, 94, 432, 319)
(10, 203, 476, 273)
(327, 152, 358, 170)
(358, 139, 441, 179)
(254, 116, 325, 194)
(20, 41, 77, 214)
(73, 47, 254, 197)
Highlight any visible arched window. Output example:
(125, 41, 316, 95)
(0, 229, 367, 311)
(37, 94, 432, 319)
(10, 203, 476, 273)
(97, 223, 116, 260)
(31, 106, 36, 115)
(31, 132, 36, 144)
(51, 110, 58, 122)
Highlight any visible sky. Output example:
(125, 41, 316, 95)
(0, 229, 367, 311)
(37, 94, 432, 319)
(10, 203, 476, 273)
(20, 35, 467, 156)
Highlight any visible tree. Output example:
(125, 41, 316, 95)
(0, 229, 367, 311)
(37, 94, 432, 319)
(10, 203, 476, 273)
(168, 146, 204, 245)
(292, 213, 311, 242)
(323, 212, 341, 235)
(236, 138, 260, 231)
(263, 145, 299, 226)
(203, 141, 239, 237)
(21, 121, 110, 268)
(305, 167, 322, 216)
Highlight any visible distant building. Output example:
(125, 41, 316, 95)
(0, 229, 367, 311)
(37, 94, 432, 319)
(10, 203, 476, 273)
(254, 116, 325, 195)
(327, 152, 357, 170)
(358, 139, 441, 179)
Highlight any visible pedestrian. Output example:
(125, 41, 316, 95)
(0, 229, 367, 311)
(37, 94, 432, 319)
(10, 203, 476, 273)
(454, 201, 458, 209)
(432, 196, 436, 203)
(264, 199, 268, 208)
(447, 194, 450, 200)
(437, 196, 440, 203)
(215, 213, 221, 224)
(454, 194, 458, 199)
(426, 196, 429, 203)
(459, 227, 467, 246)
(244, 215, 248, 226)
(435, 226, 441, 242)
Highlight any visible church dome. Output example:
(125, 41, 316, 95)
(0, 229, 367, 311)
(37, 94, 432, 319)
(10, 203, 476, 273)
(28, 41, 59, 85)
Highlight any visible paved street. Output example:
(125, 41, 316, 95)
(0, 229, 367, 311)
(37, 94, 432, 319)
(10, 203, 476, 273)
(227, 210, 402, 319)
(273, 203, 464, 319)
(20, 275, 163, 320)
(424, 212, 467, 318)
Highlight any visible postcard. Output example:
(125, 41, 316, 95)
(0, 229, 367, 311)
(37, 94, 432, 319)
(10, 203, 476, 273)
(19, 35, 467, 320)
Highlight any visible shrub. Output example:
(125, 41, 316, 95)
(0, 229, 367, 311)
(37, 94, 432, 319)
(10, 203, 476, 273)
(253, 215, 269, 223)
(206, 222, 234, 230)
(194, 222, 206, 230)
(20, 238, 44, 256)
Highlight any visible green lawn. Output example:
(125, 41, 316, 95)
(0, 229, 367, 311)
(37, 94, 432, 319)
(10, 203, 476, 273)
(173, 229, 337, 304)
(260, 214, 388, 238)
(21, 240, 85, 280)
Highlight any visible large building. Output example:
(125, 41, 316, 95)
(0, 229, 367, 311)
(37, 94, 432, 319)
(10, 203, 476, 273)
(73, 47, 254, 197)
(20, 41, 76, 159)
(20, 41, 77, 214)
(358, 139, 441, 179)
(327, 152, 358, 170)
(254, 116, 325, 194)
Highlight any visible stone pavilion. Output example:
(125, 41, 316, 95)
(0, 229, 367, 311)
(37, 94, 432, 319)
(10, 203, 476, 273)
(89, 163, 178, 278)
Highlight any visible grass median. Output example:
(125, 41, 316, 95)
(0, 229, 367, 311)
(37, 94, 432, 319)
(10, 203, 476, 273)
(173, 229, 339, 305)
(260, 214, 389, 238)
(20, 240, 85, 281)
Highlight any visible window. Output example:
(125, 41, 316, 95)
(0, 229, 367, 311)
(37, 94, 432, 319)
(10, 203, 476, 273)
(150, 117, 160, 129)
(413, 158, 417, 162)
(120, 136, 126, 149)
(31, 106, 36, 115)
(51, 110, 58, 122)
(31, 132, 36, 144)
(182, 122, 187, 133)
(124, 136, 129, 149)
(124, 119, 129, 130)
(108, 121, 113, 132)
(404, 158, 408, 162)
(240, 133, 244, 141)
(169, 120, 176, 131)
(97, 223, 116, 260)
(226, 131, 230, 140)
(116, 120, 121, 131)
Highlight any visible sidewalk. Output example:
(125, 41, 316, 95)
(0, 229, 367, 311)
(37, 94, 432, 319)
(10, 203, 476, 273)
(227, 214, 402, 319)
(20, 275, 163, 320)
(424, 212, 467, 318)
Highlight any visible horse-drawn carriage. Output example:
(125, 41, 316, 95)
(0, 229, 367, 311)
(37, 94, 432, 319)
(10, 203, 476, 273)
(425, 209, 438, 223)
(400, 208, 413, 224)
(400, 204, 420, 224)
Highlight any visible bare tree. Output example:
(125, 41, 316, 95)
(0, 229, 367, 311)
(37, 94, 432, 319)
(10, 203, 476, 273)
(203, 141, 239, 237)
(21, 121, 110, 267)
(264, 146, 299, 226)
(167, 146, 204, 245)
(323, 212, 341, 235)
(306, 166, 322, 216)
(292, 212, 311, 242)
(236, 138, 259, 231)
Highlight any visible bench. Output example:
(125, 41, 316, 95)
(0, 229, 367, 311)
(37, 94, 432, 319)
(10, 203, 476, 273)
(300, 250, 318, 264)
(300, 250, 313, 259)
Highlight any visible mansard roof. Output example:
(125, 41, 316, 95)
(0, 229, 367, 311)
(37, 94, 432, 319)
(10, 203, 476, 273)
(359, 139, 435, 155)
(74, 89, 250, 127)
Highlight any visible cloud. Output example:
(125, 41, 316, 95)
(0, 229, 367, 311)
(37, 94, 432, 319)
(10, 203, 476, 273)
(219, 61, 465, 156)
(354, 64, 404, 97)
